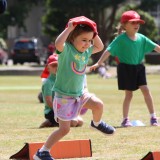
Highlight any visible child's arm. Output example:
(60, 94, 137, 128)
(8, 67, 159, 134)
(90, 50, 111, 71)
(55, 21, 76, 52)
(154, 44, 160, 53)
(45, 96, 53, 109)
(92, 35, 104, 54)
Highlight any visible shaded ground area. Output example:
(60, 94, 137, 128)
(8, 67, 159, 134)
(0, 65, 160, 76)
(87, 65, 160, 78)
(0, 64, 43, 76)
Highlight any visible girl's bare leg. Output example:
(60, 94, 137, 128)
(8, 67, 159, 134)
(140, 85, 155, 114)
(44, 120, 71, 149)
(123, 90, 133, 118)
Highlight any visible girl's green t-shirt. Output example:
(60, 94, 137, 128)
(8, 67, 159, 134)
(53, 43, 92, 97)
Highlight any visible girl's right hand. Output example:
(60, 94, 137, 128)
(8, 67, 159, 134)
(89, 63, 99, 71)
(67, 21, 77, 31)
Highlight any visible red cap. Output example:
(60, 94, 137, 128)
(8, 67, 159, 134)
(41, 54, 58, 78)
(121, 10, 145, 24)
(66, 16, 98, 35)
(41, 67, 49, 78)
(46, 54, 58, 66)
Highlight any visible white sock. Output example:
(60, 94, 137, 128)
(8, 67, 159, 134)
(39, 145, 50, 152)
(93, 120, 101, 127)
(150, 113, 156, 118)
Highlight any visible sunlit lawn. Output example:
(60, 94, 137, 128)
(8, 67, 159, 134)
(0, 74, 160, 160)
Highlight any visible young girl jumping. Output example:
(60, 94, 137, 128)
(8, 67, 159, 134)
(34, 16, 115, 160)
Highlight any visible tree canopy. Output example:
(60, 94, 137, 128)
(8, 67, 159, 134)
(0, 0, 159, 63)
(42, 0, 127, 44)
(0, 0, 159, 43)
(42, 0, 159, 43)
(42, 0, 159, 62)
(0, 0, 45, 38)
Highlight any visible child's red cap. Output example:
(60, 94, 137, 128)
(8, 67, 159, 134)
(41, 54, 58, 78)
(66, 16, 98, 36)
(46, 54, 58, 66)
(121, 10, 145, 24)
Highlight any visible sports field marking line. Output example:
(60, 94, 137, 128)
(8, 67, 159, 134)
(0, 86, 40, 90)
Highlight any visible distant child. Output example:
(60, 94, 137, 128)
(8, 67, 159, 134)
(37, 59, 51, 103)
(90, 10, 160, 127)
(39, 54, 83, 128)
(34, 16, 115, 160)
(47, 41, 55, 57)
(98, 63, 111, 79)
(38, 52, 58, 103)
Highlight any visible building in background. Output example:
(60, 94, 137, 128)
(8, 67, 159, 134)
(7, 1, 50, 52)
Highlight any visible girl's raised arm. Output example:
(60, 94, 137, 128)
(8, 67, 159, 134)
(92, 35, 104, 54)
(55, 21, 76, 52)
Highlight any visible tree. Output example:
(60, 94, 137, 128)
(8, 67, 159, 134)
(43, 0, 158, 61)
(42, 0, 160, 63)
(42, 0, 127, 62)
(42, 0, 126, 43)
(0, 0, 45, 38)
(139, 0, 160, 11)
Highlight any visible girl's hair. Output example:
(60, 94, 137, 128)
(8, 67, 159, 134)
(67, 24, 94, 42)
(114, 23, 126, 37)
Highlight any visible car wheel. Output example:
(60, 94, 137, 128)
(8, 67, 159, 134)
(13, 60, 17, 65)
(37, 59, 41, 65)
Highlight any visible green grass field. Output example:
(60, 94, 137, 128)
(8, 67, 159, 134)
(0, 74, 160, 160)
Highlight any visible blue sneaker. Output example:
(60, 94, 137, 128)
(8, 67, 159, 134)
(33, 149, 54, 160)
(90, 120, 115, 135)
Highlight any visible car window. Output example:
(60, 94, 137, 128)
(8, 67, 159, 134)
(14, 41, 35, 49)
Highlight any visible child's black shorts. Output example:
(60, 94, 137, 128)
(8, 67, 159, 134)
(45, 110, 59, 126)
(117, 63, 147, 91)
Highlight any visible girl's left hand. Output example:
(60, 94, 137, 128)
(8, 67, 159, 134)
(89, 63, 99, 71)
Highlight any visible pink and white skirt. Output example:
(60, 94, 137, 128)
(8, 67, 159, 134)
(53, 92, 92, 122)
